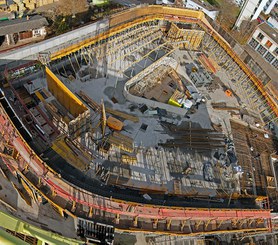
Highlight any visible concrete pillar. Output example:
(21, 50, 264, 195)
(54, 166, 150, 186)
(6, 34, 14, 45)
(153, 219, 158, 229)
(71, 201, 76, 212)
(133, 216, 138, 227)
(88, 206, 93, 218)
(115, 214, 120, 225)
(166, 219, 172, 230)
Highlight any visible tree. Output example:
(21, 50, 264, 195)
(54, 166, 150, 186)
(217, 0, 240, 30)
(52, 16, 71, 34)
(231, 20, 258, 44)
(57, 18, 70, 34)
(57, 0, 88, 16)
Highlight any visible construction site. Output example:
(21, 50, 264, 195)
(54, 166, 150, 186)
(0, 5, 277, 245)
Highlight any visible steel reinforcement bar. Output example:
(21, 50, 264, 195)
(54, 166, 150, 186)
(50, 5, 278, 119)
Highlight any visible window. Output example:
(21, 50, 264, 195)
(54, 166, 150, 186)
(265, 52, 275, 63)
(272, 59, 278, 69)
(33, 30, 40, 34)
(33, 29, 42, 37)
(249, 38, 259, 49)
(275, 47, 278, 56)
(257, 33, 264, 41)
(265, 40, 273, 48)
(257, 45, 267, 56)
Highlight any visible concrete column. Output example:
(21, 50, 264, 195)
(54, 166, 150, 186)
(6, 34, 13, 45)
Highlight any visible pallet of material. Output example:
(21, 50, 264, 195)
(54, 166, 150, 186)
(52, 137, 90, 171)
(169, 70, 184, 92)
(208, 56, 220, 72)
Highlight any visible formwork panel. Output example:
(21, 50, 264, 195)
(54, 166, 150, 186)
(45, 67, 87, 117)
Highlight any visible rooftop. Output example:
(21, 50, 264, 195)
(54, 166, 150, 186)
(187, 0, 218, 12)
(243, 44, 278, 87)
(0, 15, 48, 36)
(257, 22, 278, 43)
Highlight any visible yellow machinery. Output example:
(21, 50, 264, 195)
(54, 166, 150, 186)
(107, 116, 124, 131)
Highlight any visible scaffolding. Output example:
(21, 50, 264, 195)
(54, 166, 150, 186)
(167, 23, 204, 50)
(0, 96, 274, 236)
(49, 5, 277, 124)
(45, 67, 91, 139)
(202, 33, 277, 124)
(0, 5, 277, 238)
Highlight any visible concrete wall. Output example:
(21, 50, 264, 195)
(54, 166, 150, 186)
(0, 19, 109, 65)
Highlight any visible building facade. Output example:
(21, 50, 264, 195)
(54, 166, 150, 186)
(156, 0, 175, 5)
(248, 23, 278, 69)
(234, 0, 278, 28)
(267, 17, 278, 29)
(0, 15, 48, 46)
(234, 0, 245, 7)
(184, 0, 219, 20)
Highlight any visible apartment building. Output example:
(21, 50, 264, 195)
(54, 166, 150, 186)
(235, 0, 277, 28)
(248, 23, 278, 69)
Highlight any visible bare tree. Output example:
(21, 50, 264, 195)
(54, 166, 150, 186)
(57, 0, 88, 16)
(231, 20, 258, 44)
(217, 0, 240, 30)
